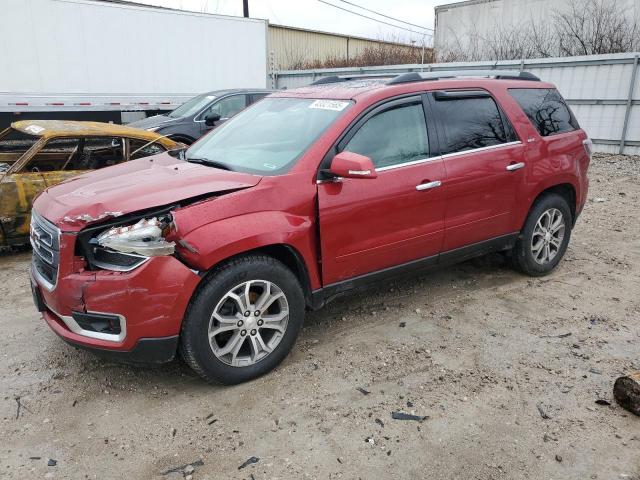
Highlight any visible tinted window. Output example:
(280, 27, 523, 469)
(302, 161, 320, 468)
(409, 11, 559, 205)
(509, 88, 579, 137)
(344, 102, 429, 169)
(433, 95, 510, 155)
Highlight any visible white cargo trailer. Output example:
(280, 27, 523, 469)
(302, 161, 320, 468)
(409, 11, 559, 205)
(0, 0, 268, 127)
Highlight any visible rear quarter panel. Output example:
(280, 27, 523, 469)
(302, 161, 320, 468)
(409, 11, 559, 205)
(491, 86, 588, 229)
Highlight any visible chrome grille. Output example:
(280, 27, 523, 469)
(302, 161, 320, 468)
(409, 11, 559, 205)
(30, 210, 60, 290)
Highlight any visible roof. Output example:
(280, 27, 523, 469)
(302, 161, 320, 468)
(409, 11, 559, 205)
(198, 88, 275, 97)
(273, 79, 390, 100)
(11, 120, 179, 147)
(273, 75, 552, 102)
(435, 0, 498, 12)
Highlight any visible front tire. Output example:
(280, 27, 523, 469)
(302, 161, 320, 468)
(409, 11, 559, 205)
(180, 255, 305, 385)
(511, 193, 572, 276)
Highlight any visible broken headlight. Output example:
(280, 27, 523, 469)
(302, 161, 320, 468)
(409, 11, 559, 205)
(91, 216, 175, 271)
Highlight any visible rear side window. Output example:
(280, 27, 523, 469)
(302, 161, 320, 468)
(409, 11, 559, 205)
(509, 88, 579, 137)
(343, 102, 429, 169)
(433, 95, 514, 155)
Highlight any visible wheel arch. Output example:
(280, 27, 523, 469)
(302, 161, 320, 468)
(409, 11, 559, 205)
(196, 243, 315, 310)
(525, 181, 577, 228)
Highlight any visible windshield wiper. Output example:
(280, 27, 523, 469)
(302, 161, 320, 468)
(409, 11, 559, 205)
(186, 157, 234, 171)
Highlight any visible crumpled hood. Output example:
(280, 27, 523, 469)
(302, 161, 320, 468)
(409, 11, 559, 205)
(33, 152, 261, 231)
(127, 114, 177, 130)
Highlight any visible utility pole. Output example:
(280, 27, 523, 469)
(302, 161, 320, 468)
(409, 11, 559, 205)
(243, 0, 249, 17)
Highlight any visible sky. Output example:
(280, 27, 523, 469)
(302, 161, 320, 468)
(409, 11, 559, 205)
(128, 0, 438, 45)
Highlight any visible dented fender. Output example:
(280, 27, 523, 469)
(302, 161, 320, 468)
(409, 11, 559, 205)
(172, 209, 322, 290)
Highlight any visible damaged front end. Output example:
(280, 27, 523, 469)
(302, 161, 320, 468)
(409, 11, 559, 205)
(31, 204, 207, 360)
(71, 206, 187, 274)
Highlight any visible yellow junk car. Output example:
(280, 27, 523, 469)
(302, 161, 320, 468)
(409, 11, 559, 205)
(0, 120, 183, 248)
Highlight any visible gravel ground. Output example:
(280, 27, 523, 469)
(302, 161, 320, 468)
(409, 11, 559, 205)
(1, 153, 639, 480)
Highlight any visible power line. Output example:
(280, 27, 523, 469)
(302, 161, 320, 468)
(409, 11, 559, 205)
(334, 0, 433, 32)
(317, 0, 432, 38)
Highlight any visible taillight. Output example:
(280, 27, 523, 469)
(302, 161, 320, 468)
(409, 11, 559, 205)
(582, 138, 593, 159)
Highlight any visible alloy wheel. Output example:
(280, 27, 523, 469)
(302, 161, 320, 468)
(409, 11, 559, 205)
(531, 208, 565, 265)
(208, 280, 289, 367)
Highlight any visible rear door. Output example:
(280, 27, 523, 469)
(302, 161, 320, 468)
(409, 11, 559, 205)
(430, 90, 526, 251)
(318, 95, 447, 286)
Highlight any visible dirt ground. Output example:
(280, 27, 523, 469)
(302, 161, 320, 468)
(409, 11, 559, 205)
(1, 153, 639, 480)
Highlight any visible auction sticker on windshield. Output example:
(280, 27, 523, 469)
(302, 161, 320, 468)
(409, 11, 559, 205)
(309, 100, 350, 111)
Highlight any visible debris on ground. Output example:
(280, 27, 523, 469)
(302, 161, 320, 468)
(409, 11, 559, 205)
(536, 403, 551, 420)
(14, 396, 31, 419)
(540, 332, 572, 339)
(595, 399, 612, 406)
(47, 459, 57, 467)
(391, 411, 428, 422)
(161, 460, 204, 476)
(356, 387, 370, 395)
(613, 372, 640, 416)
(238, 457, 259, 470)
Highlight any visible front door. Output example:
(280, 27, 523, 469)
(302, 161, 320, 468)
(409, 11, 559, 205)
(318, 95, 447, 286)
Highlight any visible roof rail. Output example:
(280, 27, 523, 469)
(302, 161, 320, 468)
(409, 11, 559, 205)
(310, 73, 394, 85)
(387, 70, 540, 85)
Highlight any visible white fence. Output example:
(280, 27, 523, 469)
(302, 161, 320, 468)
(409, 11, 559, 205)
(272, 53, 640, 156)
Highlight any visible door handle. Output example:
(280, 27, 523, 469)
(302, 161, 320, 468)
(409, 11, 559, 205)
(506, 162, 525, 171)
(416, 180, 441, 191)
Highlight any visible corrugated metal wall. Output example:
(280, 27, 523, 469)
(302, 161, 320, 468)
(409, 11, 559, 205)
(272, 53, 640, 155)
(268, 25, 423, 71)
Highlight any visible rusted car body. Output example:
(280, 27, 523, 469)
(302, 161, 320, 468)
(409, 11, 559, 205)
(0, 120, 182, 247)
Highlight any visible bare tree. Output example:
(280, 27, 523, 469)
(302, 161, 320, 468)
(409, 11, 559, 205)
(434, 0, 640, 62)
(553, 0, 640, 55)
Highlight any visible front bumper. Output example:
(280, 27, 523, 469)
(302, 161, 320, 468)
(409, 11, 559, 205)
(31, 237, 201, 363)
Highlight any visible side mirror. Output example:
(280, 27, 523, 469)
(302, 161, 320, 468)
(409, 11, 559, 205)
(204, 112, 221, 126)
(326, 151, 377, 179)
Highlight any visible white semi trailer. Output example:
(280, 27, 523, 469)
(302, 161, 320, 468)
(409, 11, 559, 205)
(0, 0, 268, 127)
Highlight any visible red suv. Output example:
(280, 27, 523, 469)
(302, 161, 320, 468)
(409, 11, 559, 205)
(30, 71, 591, 384)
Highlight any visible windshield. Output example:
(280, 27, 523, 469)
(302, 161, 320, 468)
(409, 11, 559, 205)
(168, 94, 216, 118)
(185, 97, 352, 175)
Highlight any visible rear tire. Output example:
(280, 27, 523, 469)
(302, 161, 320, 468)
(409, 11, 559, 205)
(511, 193, 572, 276)
(180, 255, 305, 385)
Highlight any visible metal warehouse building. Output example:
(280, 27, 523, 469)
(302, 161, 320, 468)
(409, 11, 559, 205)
(268, 24, 424, 70)
(434, 0, 640, 54)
